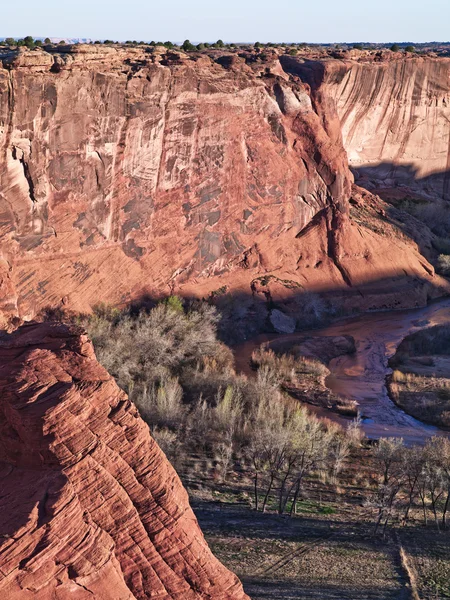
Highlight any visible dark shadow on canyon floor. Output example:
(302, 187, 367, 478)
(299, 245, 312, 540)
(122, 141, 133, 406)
(351, 162, 450, 202)
(39, 270, 449, 347)
(192, 499, 431, 600)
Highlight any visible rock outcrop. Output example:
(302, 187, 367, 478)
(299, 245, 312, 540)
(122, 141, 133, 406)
(0, 321, 249, 599)
(316, 55, 450, 199)
(0, 46, 448, 329)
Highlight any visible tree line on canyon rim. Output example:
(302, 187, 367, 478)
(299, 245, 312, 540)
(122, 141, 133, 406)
(0, 36, 426, 55)
(42, 298, 450, 533)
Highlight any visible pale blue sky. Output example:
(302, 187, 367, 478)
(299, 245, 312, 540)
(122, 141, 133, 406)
(3, 0, 449, 43)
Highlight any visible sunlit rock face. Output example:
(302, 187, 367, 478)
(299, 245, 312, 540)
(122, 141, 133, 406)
(0, 46, 447, 329)
(319, 55, 450, 200)
(0, 321, 249, 599)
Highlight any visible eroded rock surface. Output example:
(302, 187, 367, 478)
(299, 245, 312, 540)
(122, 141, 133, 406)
(0, 321, 249, 599)
(0, 46, 447, 329)
(316, 55, 450, 199)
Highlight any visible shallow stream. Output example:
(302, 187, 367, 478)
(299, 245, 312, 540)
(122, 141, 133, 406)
(234, 298, 450, 443)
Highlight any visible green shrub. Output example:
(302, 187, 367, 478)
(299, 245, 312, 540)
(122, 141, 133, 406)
(23, 36, 35, 48)
(181, 39, 196, 52)
(164, 295, 184, 314)
(319, 505, 335, 514)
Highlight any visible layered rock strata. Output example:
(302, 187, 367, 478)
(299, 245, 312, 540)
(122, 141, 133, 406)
(315, 55, 450, 199)
(0, 46, 447, 328)
(0, 321, 249, 599)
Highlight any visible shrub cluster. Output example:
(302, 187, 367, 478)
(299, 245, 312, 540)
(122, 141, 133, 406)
(437, 254, 450, 276)
(60, 299, 450, 533)
(1, 36, 49, 49)
(77, 299, 361, 509)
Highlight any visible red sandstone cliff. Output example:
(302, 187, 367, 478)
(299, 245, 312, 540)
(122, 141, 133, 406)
(0, 46, 448, 328)
(315, 55, 450, 199)
(0, 321, 249, 599)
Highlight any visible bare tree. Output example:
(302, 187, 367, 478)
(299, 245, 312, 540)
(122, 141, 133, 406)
(422, 437, 448, 530)
(372, 438, 405, 535)
(287, 414, 330, 517)
(401, 445, 425, 524)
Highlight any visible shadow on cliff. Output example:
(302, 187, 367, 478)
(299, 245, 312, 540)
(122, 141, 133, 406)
(351, 161, 450, 258)
(0, 465, 68, 545)
(352, 162, 450, 202)
(278, 56, 327, 93)
(0, 324, 77, 545)
(50, 270, 449, 346)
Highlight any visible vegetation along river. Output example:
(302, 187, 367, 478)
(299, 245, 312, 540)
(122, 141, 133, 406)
(234, 298, 450, 444)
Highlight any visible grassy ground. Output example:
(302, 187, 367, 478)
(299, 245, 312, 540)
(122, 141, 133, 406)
(401, 531, 450, 599)
(194, 500, 405, 599)
(183, 453, 450, 600)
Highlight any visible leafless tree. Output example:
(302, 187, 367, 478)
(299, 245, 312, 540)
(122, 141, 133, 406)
(372, 438, 405, 535)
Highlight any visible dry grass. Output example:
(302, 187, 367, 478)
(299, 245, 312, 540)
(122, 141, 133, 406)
(437, 254, 450, 276)
(389, 372, 450, 427)
(391, 369, 418, 383)
(335, 398, 359, 417)
(251, 346, 359, 417)
(388, 325, 450, 427)
(251, 347, 329, 381)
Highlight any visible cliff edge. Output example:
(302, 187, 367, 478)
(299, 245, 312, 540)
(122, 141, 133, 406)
(0, 321, 249, 599)
(0, 46, 448, 329)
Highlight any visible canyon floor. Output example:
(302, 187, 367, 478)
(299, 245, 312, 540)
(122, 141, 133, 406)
(2, 41, 450, 599)
(185, 456, 450, 600)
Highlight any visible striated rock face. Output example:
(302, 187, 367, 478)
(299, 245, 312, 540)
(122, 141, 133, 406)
(0, 321, 249, 599)
(0, 46, 448, 328)
(316, 56, 450, 199)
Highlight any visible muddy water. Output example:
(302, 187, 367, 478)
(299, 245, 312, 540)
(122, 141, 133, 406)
(234, 298, 450, 443)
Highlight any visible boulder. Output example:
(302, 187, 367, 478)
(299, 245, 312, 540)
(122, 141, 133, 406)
(270, 308, 296, 333)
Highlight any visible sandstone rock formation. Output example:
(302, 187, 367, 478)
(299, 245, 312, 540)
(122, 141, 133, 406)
(0, 321, 249, 599)
(0, 46, 448, 330)
(316, 55, 450, 199)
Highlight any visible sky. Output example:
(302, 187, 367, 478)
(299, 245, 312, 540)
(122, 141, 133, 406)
(3, 0, 450, 44)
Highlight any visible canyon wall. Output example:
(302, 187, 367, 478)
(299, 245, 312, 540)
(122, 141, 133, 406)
(0, 321, 249, 599)
(0, 46, 448, 329)
(318, 56, 450, 199)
